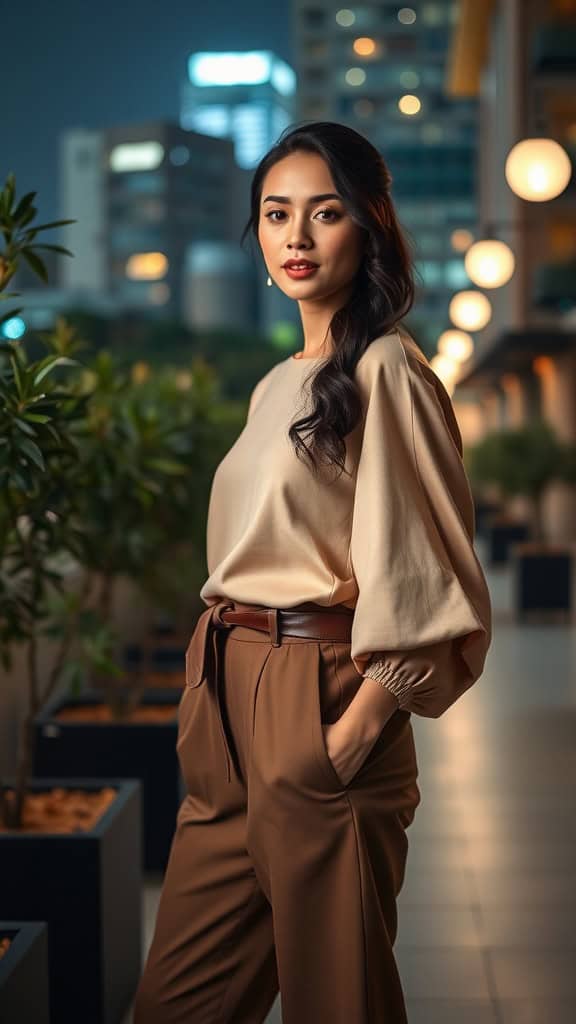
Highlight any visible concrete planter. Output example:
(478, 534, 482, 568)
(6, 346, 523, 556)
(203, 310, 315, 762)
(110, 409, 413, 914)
(486, 518, 531, 564)
(34, 690, 182, 871)
(0, 921, 49, 1024)
(511, 541, 575, 621)
(0, 778, 142, 1024)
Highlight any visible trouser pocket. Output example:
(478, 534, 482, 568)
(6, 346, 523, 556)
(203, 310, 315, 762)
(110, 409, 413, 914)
(314, 642, 412, 793)
(313, 642, 366, 791)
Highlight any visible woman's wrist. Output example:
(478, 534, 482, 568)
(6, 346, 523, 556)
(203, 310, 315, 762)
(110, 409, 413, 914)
(342, 676, 398, 743)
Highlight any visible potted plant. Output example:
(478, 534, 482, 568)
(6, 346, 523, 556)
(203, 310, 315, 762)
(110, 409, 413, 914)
(0, 173, 142, 1024)
(32, 350, 220, 870)
(119, 358, 247, 688)
(468, 420, 576, 617)
(0, 922, 49, 1024)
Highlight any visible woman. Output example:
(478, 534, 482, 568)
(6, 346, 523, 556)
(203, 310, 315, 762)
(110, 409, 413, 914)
(134, 121, 492, 1024)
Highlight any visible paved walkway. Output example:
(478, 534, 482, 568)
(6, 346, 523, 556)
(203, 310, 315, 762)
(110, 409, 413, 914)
(125, 539, 576, 1022)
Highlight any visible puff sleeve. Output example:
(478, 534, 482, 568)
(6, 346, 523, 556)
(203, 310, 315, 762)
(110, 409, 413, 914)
(349, 329, 492, 719)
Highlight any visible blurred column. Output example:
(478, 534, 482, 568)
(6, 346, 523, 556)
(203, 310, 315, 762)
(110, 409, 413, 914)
(500, 372, 528, 427)
(533, 353, 576, 540)
(479, 385, 505, 433)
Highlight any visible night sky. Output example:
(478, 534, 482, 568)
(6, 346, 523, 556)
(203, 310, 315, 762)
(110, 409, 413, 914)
(2, 1, 292, 223)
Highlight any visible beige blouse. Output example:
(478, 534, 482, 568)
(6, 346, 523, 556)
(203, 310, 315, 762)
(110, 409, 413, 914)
(199, 326, 492, 719)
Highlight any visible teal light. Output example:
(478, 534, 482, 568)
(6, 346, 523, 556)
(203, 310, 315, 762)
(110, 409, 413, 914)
(1, 316, 26, 340)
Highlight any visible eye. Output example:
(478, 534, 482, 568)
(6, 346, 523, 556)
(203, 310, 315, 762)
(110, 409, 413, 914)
(263, 207, 341, 223)
(315, 208, 340, 221)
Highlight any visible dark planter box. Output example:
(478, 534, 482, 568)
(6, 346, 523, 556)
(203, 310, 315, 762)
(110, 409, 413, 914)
(122, 642, 186, 689)
(473, 498, 502, 540)
(0, 922, 49, 1024)
(34, 690, 183, 871)
(123, 641, 186, 671)
(0, 778, 141, 1024)
(512, 543, 575, 620)
(486, 519, 530, 564)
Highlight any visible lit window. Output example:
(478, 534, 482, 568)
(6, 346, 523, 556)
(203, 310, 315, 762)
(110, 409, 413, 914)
(353, 37, 376, 56)
(125, 252, 168, 281)
(345, 67, 366, 86)
(336, 9, 356, 27)
(110, 142, 164, 172)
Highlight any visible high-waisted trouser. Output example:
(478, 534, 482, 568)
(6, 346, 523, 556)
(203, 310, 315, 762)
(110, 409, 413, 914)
(133, 600, 421, 1024)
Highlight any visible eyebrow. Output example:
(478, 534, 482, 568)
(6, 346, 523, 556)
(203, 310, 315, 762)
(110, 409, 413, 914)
(262, 193, 342, 204)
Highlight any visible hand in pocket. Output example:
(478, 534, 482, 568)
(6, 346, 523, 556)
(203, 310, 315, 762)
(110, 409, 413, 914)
(322, 715, 379, 788)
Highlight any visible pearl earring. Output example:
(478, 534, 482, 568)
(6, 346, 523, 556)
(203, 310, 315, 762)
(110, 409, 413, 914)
(266, 275, 272, 287)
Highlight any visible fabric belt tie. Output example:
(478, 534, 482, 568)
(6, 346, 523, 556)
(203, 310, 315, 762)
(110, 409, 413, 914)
(184, 599, 355, 784)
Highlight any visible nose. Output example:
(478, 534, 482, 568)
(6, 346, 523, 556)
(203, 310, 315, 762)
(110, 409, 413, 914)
(286, 214, 313, 251)
(287, 237, 311, 249)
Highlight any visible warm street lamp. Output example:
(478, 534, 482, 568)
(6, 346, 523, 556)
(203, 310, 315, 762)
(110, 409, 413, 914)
(505, 138, 572, 202)
(437, 329, 475, 362)
(449, 290, 492, 331)
(464, 239, 516, 288)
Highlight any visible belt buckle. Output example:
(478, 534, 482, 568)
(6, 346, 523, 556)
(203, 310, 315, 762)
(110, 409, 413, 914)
(267, 608, 281, 647)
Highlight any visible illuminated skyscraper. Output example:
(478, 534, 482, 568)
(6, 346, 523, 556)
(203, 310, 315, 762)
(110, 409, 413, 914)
(180, 50, 296, 169)
(181, 50, 301, 339)
(292, 1, 477, 352)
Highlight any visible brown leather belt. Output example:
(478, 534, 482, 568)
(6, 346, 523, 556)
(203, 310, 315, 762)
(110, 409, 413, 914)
(184, 599, 355, 783)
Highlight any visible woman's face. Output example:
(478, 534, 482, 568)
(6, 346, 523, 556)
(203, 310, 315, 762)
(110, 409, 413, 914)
(257, 151, 366, 302)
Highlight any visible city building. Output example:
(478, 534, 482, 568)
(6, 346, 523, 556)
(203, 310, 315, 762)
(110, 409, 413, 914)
(104, 121, 242, 321)
(181, 50, 296, 170)
(55, 121, 258, 330)
(180, 49, 301, 341)
(292, 0, 477, 352)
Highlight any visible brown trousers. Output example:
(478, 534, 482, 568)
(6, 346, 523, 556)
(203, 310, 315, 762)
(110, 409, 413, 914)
(134, 603, 421, 1023)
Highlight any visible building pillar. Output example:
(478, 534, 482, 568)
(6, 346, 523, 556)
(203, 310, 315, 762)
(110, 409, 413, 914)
(533, 353, 576, 541)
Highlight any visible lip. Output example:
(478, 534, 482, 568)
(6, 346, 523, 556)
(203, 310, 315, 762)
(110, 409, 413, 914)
(282, 259, 319, 269)
(282, 259, 320, 280)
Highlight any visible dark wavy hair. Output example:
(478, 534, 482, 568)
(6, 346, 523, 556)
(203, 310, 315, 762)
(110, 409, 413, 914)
(241, 121, 416, 480)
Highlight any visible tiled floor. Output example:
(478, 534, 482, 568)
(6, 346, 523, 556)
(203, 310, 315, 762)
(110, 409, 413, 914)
(123, 540, 576, 1022)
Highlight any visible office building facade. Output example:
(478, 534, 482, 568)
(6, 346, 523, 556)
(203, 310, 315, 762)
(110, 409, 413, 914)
(292, 0, 476, 353)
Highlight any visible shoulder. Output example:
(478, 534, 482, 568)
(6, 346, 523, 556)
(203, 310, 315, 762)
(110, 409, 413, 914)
(353, 324, 461, 450)
(354, 323, 433, 394)
(252, 360, 285, 392)
(247, 359, 287, 417)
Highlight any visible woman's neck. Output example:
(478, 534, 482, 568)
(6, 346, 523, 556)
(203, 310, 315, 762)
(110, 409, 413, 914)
(296, 281, 354, 357)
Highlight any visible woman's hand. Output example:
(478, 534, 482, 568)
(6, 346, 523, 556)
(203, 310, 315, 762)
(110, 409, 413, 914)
(322, 717, 376, 786)
(321, 678, 399, 786)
